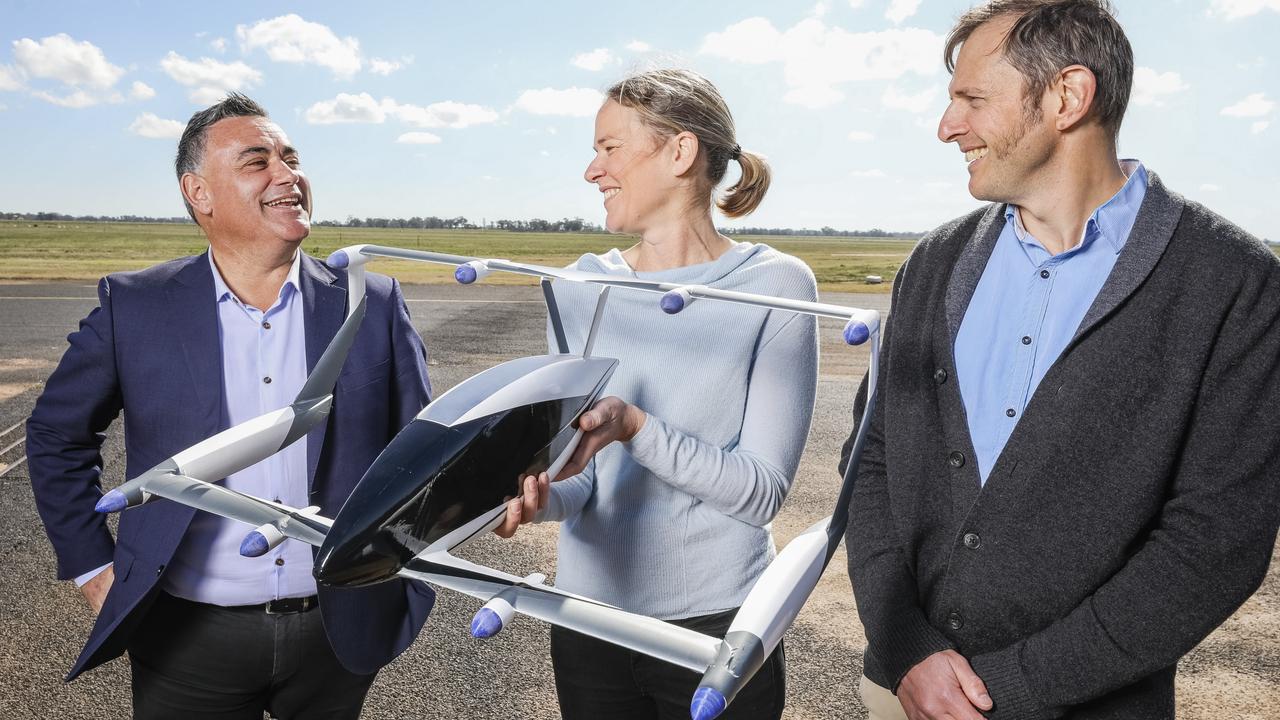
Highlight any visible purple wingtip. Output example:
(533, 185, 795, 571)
(94, 489, 128, 514)
(239, 531, 270, 558)
(660, 291, 686, 314)
(455, 264, 478, 284)
(842, 320, 870, 346)
(327, 249, 350, 268)
(469, 607, 504, 638)
(690, 687, 727, 720)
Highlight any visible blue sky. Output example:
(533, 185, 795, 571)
(1, 0, 1277, 239)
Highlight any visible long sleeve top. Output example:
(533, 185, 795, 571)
(539, 242, 819, 619)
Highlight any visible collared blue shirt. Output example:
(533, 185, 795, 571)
(163, 249, 316, 605)
(955, 160, 1148, 485)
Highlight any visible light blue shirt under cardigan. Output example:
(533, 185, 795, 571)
(158, 250, 317, 605)
(955, 160, 1148, 485)
(537, 242, 819, 619)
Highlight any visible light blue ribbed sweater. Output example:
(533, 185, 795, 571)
(538, 241, 819, 619)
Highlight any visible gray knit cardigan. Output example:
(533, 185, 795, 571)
(841, 173, 1280, 719)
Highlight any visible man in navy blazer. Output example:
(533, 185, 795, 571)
(27, 94, 433, 718)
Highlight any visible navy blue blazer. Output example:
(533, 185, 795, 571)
(27, 251, 435, 680)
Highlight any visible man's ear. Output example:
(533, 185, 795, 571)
(1051, 64, 1098, 132)
(180, 172, 213, 218)
(669, 130, 700, 178)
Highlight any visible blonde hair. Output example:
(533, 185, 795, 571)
(607, 69, 770, 218)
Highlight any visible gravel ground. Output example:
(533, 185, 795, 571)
(0, 281, 1275, 719)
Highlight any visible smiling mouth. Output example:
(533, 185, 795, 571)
(964, 147, 989, 165)
(264, 196, 302, 210)
(602, 188, 620, 203)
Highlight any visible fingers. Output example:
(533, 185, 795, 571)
(898, 651, 988, 720)
(520, 475, 539, 520)
(493, 498, 521, 538)
(947, 651, 993, 711)
(537, 472, 550, 512)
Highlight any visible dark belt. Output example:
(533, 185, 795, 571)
(227, 595, 319, 615)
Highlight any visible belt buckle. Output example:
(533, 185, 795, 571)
(265, 596, 313, 615)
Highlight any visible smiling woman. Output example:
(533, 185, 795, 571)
(496, 68, 818, 720)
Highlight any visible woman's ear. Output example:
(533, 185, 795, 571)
(670, 130, 700, 178)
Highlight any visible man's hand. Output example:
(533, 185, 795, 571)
(79, 564, 114, 614)
(553, 396, 646, 481)
(898, 650, 993, 720)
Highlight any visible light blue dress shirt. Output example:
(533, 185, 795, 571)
(954, 160, 1148, 485)
(159, 250, 317, 605)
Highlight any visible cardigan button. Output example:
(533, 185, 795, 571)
(934, 368, 948, 384)
(963, 533, 982, 549)
(948, 611, 964, 630)
(948, 451, 966, 468)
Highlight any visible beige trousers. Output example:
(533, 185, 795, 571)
(860, 675, 908, 720)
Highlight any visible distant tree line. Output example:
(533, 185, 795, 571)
(1, 211, 193, 224)
(2, 210, 929, 238)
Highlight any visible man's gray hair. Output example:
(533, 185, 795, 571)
(944, 0, 1133, 139)
(174, 93, 269, 220)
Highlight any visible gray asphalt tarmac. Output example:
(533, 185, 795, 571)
(3, 281, 1277, 719)
(0, 281, 884, 720)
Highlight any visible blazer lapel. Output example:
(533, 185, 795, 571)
(300, 254, 345, 489)
(167, 253, 223, 437)
(1071, 172, 1184, 342)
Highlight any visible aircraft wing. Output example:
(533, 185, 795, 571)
(139, 472, 331, 548)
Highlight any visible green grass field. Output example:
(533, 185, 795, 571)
(0, 220, 914, 292)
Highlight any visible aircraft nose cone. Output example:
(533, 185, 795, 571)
(314, 533, 403, 587)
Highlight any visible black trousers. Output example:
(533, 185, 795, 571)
(127, 592, 377, 720)
(550, 608, 786, 720)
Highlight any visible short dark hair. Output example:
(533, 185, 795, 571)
(175, 93, 269, 220)
(944, 0, 1133, 139)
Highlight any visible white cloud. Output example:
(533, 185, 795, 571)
(304, 93, 499, 128)
(236, 14, 362, 79)
(31, 89, 97, 108)
(851, 168, 887, 178)
(626, 40, 651, 52)
(812, 1, 830, 18)
(1253, 120, 1271, 134)
(305, 92, 385, 124)
(1221, 92, 1275, 117)
(129, 112, 184, 139)
(1131, 67, 1188, 107)
(1200, 183, 1221, 192)
(882, 84, 938, 113)
(370, 56, 411, 76)
(885, 0, 923, 24)
(1208, 0, 1280, 20)
(210, 37, 228, 53)
(129, 80, 155, 100)
(0, 65, 23, 91)
(571, 48, 615, 71)
(161, 51, 263, 104)
(701, 18, 942, 109)
(540, 150, 551, 157)
(12, 34, 124, 89)
(397, 131, 442, 144)
(514, 87, 604, 117)
(849, 0, 866, 6)
(848, 130, 874, 142)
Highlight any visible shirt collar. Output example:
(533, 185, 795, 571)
(208, 247, 302, 308)
(1004, 159, 1148, 256)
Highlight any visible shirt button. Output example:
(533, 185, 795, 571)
(156, 564, 166, 576)
(1040, 270, 1050, 279)
(963, 533, 982, 549)
(262, 320, 271, 330)
(948, 611, 964, 630)
(1005, 408, 1016, 418)
(948, 451, 966, 468)
(263, 376, 272, 384)
(275, 558, 285, 566)
(1021, 336, 1032, 345)
(934, 368, 948, 384)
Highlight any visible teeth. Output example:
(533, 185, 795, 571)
(266, 197, 298, 207)
(603, 188, 620, 201)
(964, 147, 989, 163)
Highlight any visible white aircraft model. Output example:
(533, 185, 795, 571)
(97, 243, 881, 720)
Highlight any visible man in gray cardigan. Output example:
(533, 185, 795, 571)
(842, 2, 1280, 719)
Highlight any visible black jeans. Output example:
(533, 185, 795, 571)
(550, 608, 786, 720)
(127, 592, 377, 720)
